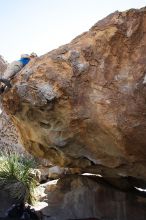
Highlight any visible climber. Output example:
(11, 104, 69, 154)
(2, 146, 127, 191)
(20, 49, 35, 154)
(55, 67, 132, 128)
(0, 52, 37, 94)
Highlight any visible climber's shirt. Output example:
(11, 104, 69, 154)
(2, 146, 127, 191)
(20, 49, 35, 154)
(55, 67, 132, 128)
(18, 57, 30, 67)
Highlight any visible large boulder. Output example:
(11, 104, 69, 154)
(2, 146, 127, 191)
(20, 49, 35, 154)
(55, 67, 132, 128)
(39, 175, 146, 220)
(2, 8, 146, 183)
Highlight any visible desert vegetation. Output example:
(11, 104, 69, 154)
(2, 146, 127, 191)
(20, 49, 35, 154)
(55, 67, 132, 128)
(0, 153, 38, 205)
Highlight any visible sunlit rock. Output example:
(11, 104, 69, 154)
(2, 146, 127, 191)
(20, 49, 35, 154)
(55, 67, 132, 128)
(2, 8, 146, 184)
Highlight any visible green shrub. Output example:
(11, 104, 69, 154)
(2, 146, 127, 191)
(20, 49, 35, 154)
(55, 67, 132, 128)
(0, 153, 38, 204)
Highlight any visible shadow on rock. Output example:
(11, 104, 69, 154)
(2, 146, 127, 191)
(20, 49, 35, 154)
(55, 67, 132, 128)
(0, 203, 40, 220)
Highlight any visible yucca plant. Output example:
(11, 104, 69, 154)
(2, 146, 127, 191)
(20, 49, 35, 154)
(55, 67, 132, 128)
(0, 153, 38, 204)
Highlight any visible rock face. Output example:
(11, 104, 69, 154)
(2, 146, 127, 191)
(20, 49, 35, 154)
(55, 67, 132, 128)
(0, 111, 26, 155)
(40, 175, 146, 220)
(2, 8, 146, 183)
(0, 55, 7, 75)
(0, 189, 16, 217)
(0, 56, 27, 155)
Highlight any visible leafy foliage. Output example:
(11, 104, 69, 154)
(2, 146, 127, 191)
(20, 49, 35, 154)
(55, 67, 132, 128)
(0, 153, 38, 204)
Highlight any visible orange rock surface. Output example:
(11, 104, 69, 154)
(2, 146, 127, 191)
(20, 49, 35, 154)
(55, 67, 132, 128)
(2, 8, 146, 182)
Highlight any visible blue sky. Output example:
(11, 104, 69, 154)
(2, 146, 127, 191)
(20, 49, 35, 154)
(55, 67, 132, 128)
(0, 0, 146, 62)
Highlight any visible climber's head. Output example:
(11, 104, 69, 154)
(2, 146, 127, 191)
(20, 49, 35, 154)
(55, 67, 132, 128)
(30, 52, 37, 58)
